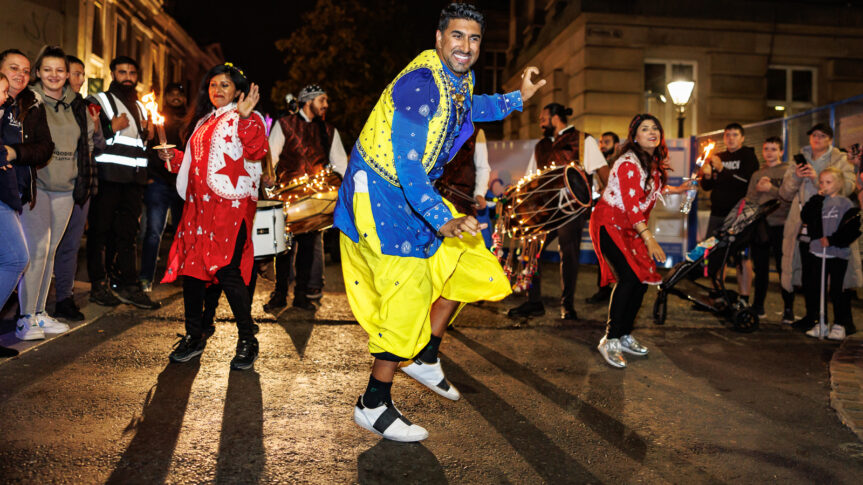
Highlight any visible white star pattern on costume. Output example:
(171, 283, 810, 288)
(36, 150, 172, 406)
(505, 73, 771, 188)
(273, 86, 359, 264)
(231, 200, 240, 208)
(197, 226, 203, 235)
(203, 194, 210, 202)
(628, 170, 634, 178)
(629, 188, 636, 197)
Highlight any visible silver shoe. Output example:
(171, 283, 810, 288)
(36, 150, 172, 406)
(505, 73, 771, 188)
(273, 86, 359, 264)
(620, 334, 648, 355)
(597, 336, 627, 368)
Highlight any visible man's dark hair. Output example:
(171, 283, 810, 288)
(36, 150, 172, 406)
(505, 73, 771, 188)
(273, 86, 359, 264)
(110, 55, 139, 72)
(602, 131, 620, 144)
(439, 2, 485, 34)
(725, 122, 744, 136)
(764, 136, 783, 151)
(544, 103, 573, 124)
(0, 49, 27, 68)
(66, 55, 84, 68)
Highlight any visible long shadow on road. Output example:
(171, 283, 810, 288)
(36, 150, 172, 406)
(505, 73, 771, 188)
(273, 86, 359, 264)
(107, 362, 201, 484)
(440, 354, 600, 483)
(216, 371, 265, 484)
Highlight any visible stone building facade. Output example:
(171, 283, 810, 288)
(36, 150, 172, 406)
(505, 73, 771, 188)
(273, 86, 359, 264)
(0, 0, 221, 96)
(501, 0, 863, 140)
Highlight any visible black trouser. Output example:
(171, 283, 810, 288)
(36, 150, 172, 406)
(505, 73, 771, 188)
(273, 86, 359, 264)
(184, 224, 255, 340)
(750, 223, 794, 311)
(599, 227, 647, 339)
(87, 180, 144, 286)
(201, 264, 259, 328)
(802, 250, 852, 327)
(529, 215, 585, 309)
(274, 230, 324, 300)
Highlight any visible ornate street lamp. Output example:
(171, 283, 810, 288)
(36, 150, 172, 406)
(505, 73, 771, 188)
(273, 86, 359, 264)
(667, 80, 695, 138)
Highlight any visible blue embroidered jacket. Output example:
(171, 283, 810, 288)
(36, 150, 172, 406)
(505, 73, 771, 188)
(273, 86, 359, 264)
(334, 59, 522, 259)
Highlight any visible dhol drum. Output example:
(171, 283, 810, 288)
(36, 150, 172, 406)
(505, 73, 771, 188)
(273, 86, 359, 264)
(271, 167, 342, 234)
(253, 200, 291, 259)
(492, 163, 592, 292)
(495, 164, 592, 239)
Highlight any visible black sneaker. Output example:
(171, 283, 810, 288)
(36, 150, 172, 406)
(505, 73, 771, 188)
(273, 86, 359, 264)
(791, 316, 815, 332)
(89, 280, 122, 306)
(263, 291, 287, 312)
(0, 345, 19, 358)
(507, 301, 545, 318)
(782, 309, 795, 325)
(305, 289, 323, 300)
(115, 285, 161, 309)
(169, 334, 206, 363)
(292, 297, 316, 311)
(52, 297, 85, 321)
(585, 286, 611, 304)
(230, 338, 259, 370)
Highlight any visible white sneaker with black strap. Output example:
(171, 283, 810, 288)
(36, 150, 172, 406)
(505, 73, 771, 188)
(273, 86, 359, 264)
(400, 359, 461, 401)
(353, 397, 429, 442)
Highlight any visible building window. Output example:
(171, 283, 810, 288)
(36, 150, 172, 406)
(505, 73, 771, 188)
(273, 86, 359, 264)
(91, 2, 104, 58)
(767, 66, 816, 115)
(114, 16, 128, 57)
(644, 60, 697, 137)
(477, 49, 506, 94)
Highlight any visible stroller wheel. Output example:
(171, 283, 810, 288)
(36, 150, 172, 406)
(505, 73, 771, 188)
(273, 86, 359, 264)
(732, 308, 759, 333)
(653, 293, 667, 325)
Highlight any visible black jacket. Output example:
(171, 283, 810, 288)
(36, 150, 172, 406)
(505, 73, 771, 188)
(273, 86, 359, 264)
(71, 93, 97, 205)
(800, 194, 862, 248)
(10, 88, 54, 206)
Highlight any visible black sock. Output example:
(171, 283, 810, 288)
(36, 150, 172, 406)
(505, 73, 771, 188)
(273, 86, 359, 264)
(417, 335, 442, 364)
(362, 375, 392, 408)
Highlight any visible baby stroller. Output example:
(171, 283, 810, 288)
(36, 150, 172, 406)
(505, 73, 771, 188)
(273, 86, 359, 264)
(652, 199, 780, 333)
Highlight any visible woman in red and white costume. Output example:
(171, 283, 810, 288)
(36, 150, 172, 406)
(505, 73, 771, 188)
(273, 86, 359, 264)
(159, 63, 268, 370)
(589, 114, 690, 369)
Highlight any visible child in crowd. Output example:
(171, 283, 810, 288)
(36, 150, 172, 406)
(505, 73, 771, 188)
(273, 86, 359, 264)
(800, 167, 861, 340)
(745, 136, 793, 322)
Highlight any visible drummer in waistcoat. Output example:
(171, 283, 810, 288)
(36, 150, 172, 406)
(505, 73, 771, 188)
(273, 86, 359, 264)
(507, 102, 607, 321)
(436, 128, 490, 216)
(265, 84, 348, 311)
(86, 55, 160, 310)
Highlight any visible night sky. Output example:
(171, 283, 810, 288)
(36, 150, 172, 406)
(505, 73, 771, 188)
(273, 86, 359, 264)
(168, 0, 450, 115)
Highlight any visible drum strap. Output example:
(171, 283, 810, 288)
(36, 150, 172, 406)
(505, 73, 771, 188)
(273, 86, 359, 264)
(578, 131, 585, 170)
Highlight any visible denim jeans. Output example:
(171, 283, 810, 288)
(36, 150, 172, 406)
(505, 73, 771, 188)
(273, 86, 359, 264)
(0, 201, 29, 310)
(53, 199, 89, 302)
(140, 178, 184, 283)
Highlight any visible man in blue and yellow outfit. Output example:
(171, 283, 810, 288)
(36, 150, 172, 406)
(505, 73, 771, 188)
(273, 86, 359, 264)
(334, 2, 546, 442)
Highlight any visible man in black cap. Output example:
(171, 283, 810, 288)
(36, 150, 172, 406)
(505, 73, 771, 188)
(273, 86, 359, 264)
(265, 84, 348, 311)
(139, 82, 187, 292)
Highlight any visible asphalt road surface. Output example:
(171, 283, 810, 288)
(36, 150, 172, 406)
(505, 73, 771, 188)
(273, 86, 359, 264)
(1, 263, 862, 484)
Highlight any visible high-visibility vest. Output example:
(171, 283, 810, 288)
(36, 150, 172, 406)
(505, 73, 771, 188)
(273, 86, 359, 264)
(93, 92, 148, 168)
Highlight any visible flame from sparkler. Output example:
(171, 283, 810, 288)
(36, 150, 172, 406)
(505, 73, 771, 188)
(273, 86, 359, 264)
(141, 92, 164, 125)
(695, 140, 715, 168)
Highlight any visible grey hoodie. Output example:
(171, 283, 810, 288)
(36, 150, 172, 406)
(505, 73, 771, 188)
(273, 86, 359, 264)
(31, 83, 79, 192)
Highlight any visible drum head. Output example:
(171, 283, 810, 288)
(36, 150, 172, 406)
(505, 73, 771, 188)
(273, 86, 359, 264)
(563, 165, 591, 206)
(257, 200, 284, 209)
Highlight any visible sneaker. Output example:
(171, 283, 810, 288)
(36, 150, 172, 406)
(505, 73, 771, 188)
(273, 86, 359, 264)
(89, 280, 122, 306)
(791, 317, 815, 332)
(115, 285, 161, 310)
(827, 325, 847, 341)
(15, 315, 45, 341)
(263, 291, 287, 312)
(401, 359, 461, 400)
(750, 306, 766, 319)
(781, 309, 795, 325)
(169, 334, 206, 363)
(305, 289, 323, 300)
(230, 338, 259, 370)
(292, 297, 316, 311)
(597, 335, 626, 368)
(52, 297, 85, 322)
(805, 323, 828, 338)
(507, 301, 545, 318)
(353, 396, 429, 442)
(619, 334, 648, 355)
(35, 312, 70, 334)
(585, 286, 611, 304)
(139, 279, 153, 293)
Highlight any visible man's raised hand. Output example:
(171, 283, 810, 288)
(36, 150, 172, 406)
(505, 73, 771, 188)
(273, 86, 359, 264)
(519, 67, 547, 103)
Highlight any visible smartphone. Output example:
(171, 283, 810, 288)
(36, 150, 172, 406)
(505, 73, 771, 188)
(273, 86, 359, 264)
(794, 154, 807, 166)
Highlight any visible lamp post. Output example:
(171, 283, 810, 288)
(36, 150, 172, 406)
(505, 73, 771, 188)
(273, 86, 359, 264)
(667, 80, 695, 138)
